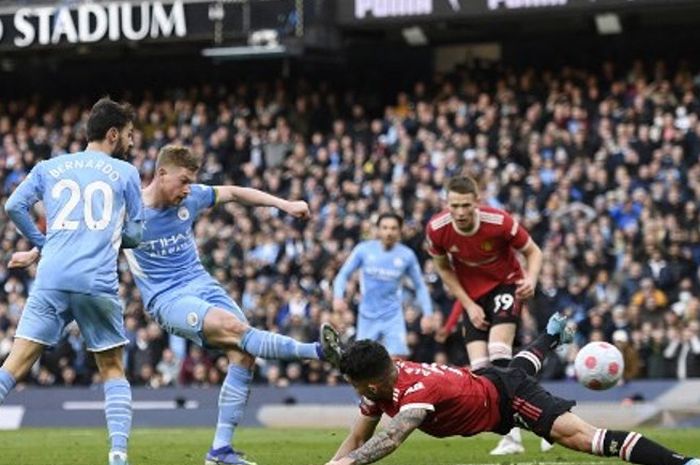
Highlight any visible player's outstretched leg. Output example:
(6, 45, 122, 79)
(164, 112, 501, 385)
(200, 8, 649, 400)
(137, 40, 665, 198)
(241, 322, 342, 368)
(205, 352, 256, 465)
(491, 312, 573, 455)
(205, 309, 342, 368)
(509, 312, 572, 377)
(552, 412, 697, 465)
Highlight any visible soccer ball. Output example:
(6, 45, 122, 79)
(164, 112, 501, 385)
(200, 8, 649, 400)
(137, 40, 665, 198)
(574, 341, 624, 390)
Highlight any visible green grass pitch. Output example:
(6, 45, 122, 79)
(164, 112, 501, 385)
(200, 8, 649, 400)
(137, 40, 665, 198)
(0, 427, 697, 465)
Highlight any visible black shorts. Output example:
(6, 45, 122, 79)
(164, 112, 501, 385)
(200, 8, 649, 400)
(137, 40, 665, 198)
(480, 366, 576, 441)
(462, 284, 522, 343)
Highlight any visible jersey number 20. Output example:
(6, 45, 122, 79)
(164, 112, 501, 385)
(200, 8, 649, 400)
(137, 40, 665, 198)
(51, 179, 114, 231)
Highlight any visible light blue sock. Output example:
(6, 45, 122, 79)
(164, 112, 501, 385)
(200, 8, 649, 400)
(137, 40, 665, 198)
(241, 328, 320, 360)
(212, 365, 253, 450)
(0, 368, 16, 404)
(103, 378, 132, 453)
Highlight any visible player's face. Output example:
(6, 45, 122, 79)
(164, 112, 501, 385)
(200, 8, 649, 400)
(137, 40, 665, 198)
(160, 166, 196, 205)
(378, 218, 401, 248)
(447, 191, 478, 231)
(112, 122, 134, 159)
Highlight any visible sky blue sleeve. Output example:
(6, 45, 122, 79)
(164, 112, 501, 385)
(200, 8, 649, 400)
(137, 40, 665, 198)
(4, 164, 46, 249)
(407, 250, 433, 316)
(121, 167, 144, 249)
(333, 244, 364, 299)
(191, 184, 216, 215)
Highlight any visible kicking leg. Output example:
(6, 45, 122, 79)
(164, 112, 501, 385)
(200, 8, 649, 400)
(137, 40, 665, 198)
(509, 312, 571, 377)
(203, 308, 341, 367)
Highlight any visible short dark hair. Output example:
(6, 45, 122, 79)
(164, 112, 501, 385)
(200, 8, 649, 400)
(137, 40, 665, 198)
(377, 212, 403, 228)
(86, 97, 135, 142)
(156, 144, 200, 171)
(339, 340, 393, 382)
(445, 176, 479, 195)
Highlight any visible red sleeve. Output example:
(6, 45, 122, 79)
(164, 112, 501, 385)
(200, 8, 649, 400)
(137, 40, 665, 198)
(426, 223, 446, 257)
(359, 396, 382, 418)
(443, 300, 463, 334)
(501, 212, 530, 250)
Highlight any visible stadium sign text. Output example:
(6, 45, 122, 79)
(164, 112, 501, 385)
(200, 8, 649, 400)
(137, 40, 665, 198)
(7, 1, 186, 48)
(341, 0, 684, 24)
(487, 0, 568, 9)
(355, 0, 433, 19)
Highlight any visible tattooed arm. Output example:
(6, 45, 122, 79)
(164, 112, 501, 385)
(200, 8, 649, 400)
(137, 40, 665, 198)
(331, 414, 381, 460)
(326, 408, 428, 465)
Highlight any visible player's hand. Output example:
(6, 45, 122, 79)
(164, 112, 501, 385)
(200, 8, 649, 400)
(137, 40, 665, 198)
(515, 276, 536, 299)
(8, 248, 40, 268)
(333, 298, 348, 313)
(464, 301, 489, 331)
(284, 200, 311, 219)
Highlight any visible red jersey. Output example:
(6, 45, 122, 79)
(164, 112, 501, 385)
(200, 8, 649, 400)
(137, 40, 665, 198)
(359, 361, 501, 438)
(426, 206, 530, 300)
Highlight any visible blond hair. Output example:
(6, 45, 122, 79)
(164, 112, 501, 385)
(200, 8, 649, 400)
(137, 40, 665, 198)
(156, 145, 200, 171)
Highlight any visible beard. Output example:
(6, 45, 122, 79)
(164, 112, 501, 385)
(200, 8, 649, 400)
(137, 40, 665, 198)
(112, 138, 130, 159)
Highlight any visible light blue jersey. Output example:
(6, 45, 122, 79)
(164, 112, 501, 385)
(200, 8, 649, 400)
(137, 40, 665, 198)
(123, 184, 217, 309)
(333, 240, 433, 319)
(5, 151, 143, 295)
(124, 184, 249, 345)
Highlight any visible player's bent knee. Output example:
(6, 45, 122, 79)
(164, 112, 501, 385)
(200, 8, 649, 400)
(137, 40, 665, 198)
(228, 351, 255, 370)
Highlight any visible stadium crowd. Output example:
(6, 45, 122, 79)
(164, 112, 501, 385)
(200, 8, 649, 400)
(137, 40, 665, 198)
(1, 58, 700, 387)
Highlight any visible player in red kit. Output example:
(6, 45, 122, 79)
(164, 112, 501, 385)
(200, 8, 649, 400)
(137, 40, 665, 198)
(426, 175, 544, 454)
(323, 315, 699, 465)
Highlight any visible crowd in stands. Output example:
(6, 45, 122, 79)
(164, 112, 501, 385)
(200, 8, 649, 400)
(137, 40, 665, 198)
(2, 58, 700, 388)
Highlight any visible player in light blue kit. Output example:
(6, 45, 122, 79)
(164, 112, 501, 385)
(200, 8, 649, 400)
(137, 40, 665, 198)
(3, 98, 143, 465)
(119, 145, 341, 465)
(332, 213, 433, 357)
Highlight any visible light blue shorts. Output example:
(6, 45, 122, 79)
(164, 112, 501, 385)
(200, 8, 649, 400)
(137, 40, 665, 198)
(357, 310, 409, 357)
(149, 279, 247, 347)
(16, 290, 128, 352)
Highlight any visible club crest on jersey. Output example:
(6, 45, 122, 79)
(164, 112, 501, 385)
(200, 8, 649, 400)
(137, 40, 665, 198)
(449, 245, 460, 253)
(480, 240, 494, 252)
(393, 257, 404, 268)
(177, 206, 190, 221)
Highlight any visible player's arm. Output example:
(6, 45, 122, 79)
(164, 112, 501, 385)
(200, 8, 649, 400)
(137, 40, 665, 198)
(213, 185, 310, 219)
(331, 414, 380, 461)
(121, 167, 144, 249)
(432, 254, 487, 330)
(515, 238, 543, 299)
(328, 408, 427, 465)
(332, 245, 364, 312)
(4, 165, 46, 250)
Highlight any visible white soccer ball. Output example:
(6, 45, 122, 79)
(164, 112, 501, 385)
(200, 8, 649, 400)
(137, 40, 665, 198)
(574, 341, 624, 390)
